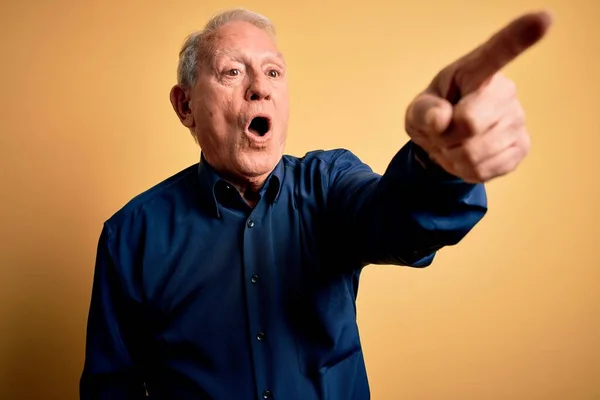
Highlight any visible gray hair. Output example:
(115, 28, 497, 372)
(176, 9, 276, 88)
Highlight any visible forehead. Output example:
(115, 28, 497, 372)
(212, 21, 282, 60)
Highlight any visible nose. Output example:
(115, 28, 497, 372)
(245, 73, 271, 101)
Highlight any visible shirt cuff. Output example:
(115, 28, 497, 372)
(409, 141, 462, 181)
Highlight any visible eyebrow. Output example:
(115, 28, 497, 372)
(213, 49, 286, 65)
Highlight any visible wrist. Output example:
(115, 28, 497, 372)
(410, 142, 459, 180)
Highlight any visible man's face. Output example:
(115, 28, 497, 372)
(187, 21, 289, 184)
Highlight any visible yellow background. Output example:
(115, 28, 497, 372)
(1, 0, 598, 399)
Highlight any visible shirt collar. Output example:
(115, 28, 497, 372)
(196, 152, 284, 218)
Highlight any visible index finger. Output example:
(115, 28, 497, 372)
(456, 11, 553, 94)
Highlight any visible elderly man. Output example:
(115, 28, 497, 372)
(80, 8, 551, 400)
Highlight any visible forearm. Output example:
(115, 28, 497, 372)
(353, 141, 487, 266)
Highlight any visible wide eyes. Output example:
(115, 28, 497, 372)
(223, 68, 281, 78)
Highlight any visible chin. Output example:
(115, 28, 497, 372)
(236, 150, 280, 178)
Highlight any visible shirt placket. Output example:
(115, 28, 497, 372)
(242, 198, 274, 400)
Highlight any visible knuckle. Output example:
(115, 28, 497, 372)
(463, 112, 481, 135)
(455, 103, 481, 135)
(514, 104, 526, 126)
(461, 142, 479, 167)
(502, 77, 518, 97)
(490, 73, 517, 99)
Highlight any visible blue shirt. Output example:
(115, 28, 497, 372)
(80, 141, 487, 400)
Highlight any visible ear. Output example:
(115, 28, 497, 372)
(170, 85, 195, 129)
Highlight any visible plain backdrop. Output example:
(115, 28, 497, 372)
(1, 0, 599, 399)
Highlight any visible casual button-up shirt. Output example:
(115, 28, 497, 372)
(80, 141, 487, 400)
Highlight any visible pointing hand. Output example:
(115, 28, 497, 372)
(406, 11, 553, 183)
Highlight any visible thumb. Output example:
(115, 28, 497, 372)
(406, 92, 453, 136)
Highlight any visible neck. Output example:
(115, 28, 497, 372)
(227, 174, 268, 208)
(216, 167, 272, 208)
(200, 154, 274, 208)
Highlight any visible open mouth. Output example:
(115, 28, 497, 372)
(248, 116, 271, 137)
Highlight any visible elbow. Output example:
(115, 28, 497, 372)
(402, 251, 437, 268)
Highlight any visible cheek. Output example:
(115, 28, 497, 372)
(275, 92, 291, 127)
(198, 100, 234, 135)
(196, 83, 237, 122)
(206, 91, 238, 129)
(223, 97, 239, 126)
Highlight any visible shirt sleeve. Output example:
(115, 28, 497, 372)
(80, 224, 147, 399)
(325, 140, 488, 267)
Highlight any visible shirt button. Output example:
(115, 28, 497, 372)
(247, 220, 255, 228)
(262, 389, 272, 399)
(256, 331, 265, 341)
(250, 274, 259, 284)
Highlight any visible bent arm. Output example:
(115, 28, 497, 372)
(80, 225, 146, 399)
(326, 140, 487, 267)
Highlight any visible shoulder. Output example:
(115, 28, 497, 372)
(104, 164, 198, 232)
(284, 148, 374, 180)
(278, 149, 376, 200)
(282, 148, 368, 171)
